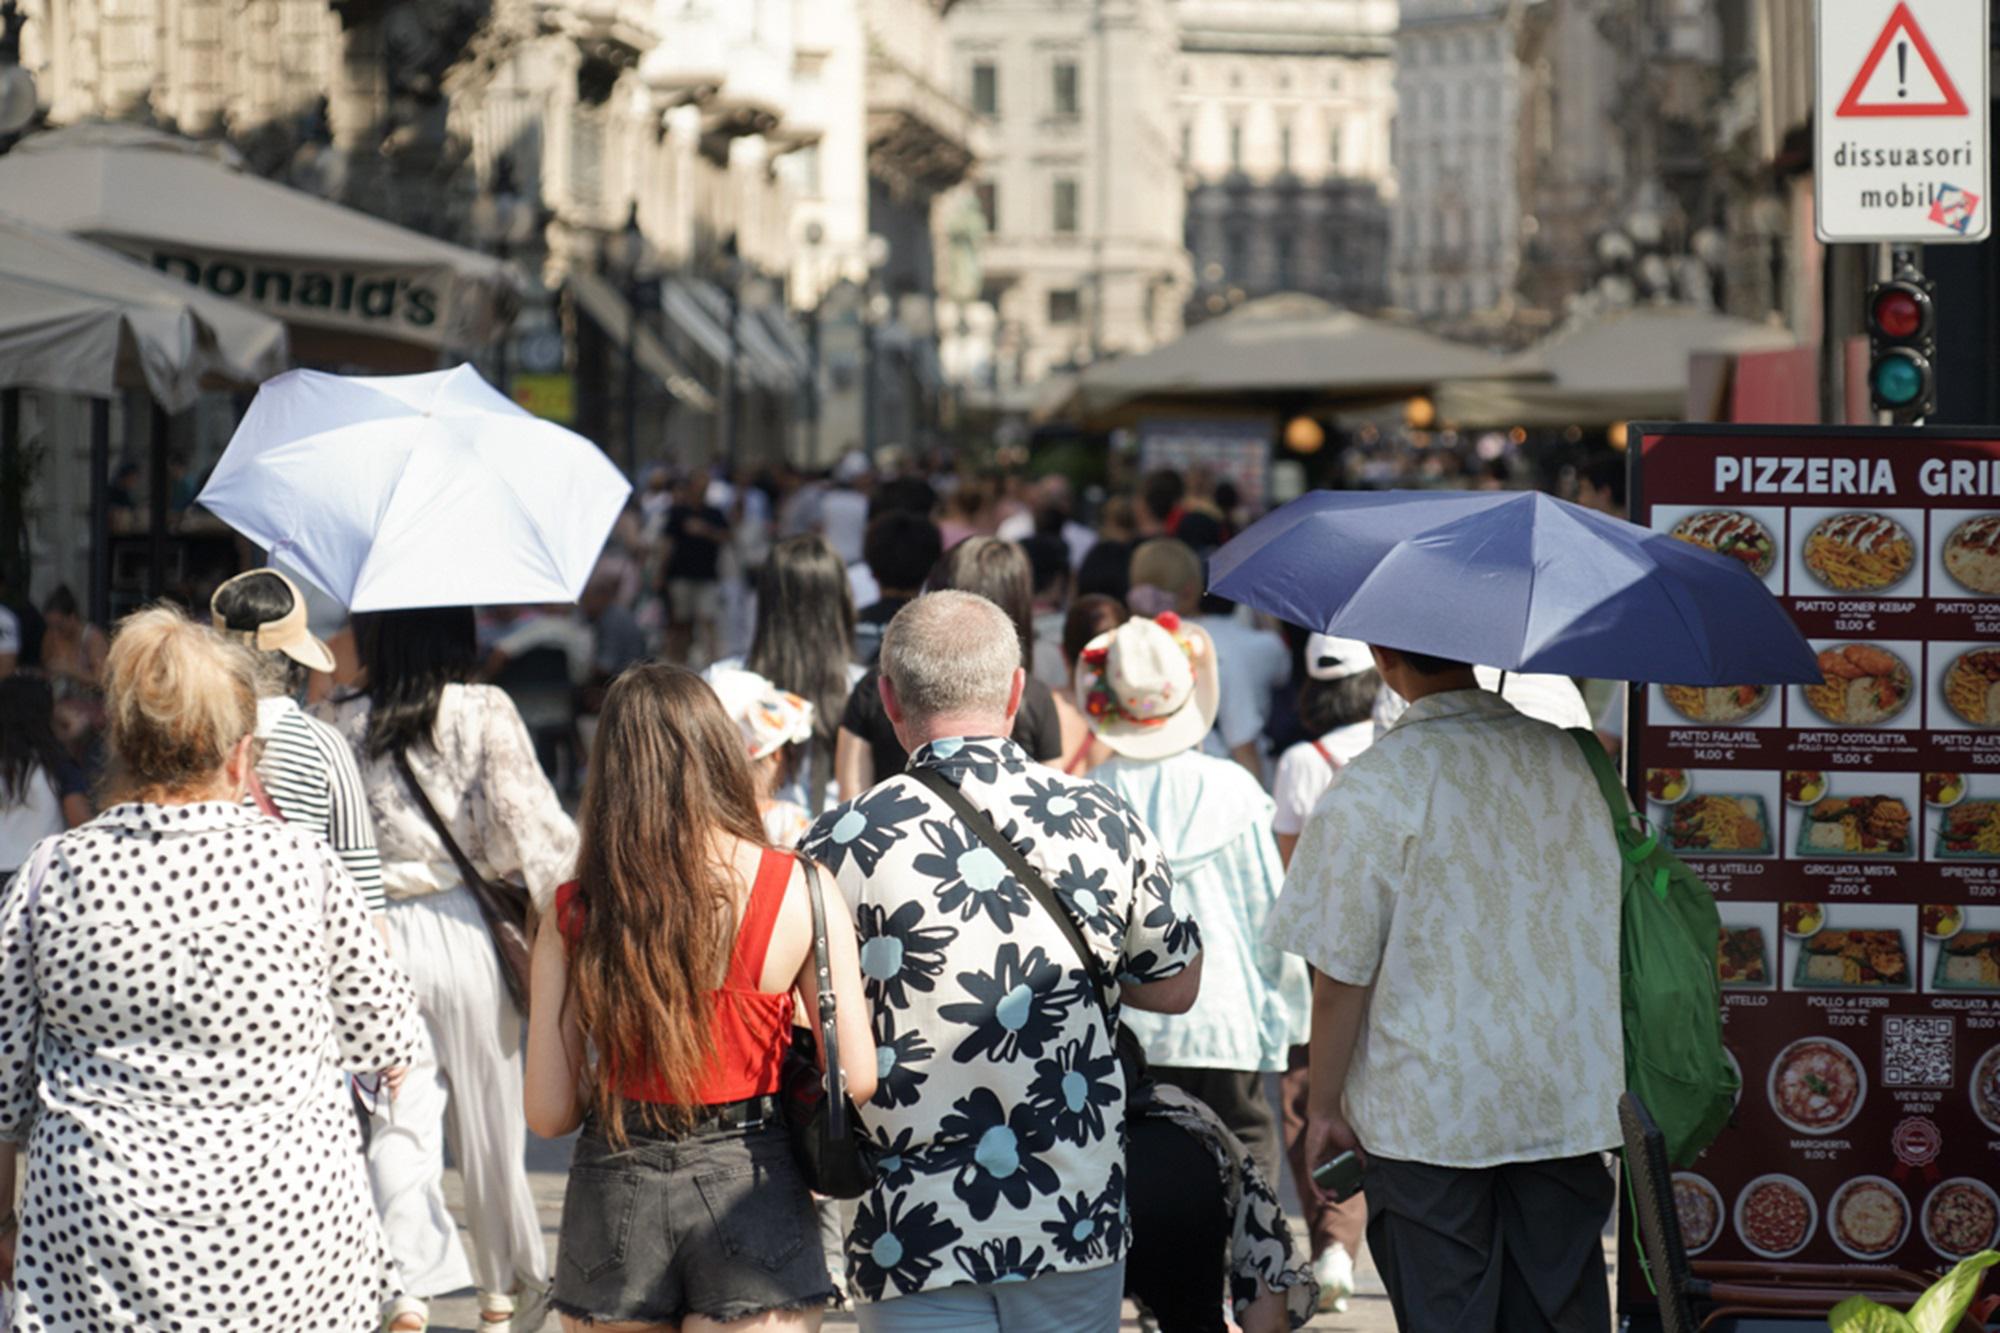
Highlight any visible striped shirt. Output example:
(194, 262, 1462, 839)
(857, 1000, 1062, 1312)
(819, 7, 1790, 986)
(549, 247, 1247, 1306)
(252, 697, 386, 916)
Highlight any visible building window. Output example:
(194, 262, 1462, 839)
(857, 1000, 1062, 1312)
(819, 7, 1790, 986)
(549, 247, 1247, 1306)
(1229, 121, 1243, 170)
(1327, 118, 1343, 170)
(1052, 60, 1080, 117)
(1279, 122, 1293, 172)
(971, 61, 999, 116)
(975, 180, 998, 232)
(1048, 288, 1081, 324)
(1052, 176, 1079, 233)
(1226, 229, 1248, 278)
(1275, 232, 1295, 289)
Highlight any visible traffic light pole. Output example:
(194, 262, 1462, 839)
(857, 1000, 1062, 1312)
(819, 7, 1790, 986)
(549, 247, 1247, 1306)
(1866, 242, 1935, 424)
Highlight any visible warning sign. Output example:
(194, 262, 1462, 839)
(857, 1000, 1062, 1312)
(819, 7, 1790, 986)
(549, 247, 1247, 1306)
(1816, 0, 1989, 242)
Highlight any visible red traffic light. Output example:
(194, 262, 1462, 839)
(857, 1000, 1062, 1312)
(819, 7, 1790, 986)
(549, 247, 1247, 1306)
(1868, 280, 1932, 341)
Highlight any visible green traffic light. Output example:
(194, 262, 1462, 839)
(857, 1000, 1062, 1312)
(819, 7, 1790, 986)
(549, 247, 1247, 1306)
(1872, 351, 1926, 407)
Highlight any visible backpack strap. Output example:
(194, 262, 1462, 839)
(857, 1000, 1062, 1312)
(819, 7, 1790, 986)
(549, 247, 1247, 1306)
(1566, 727, 1670, 901)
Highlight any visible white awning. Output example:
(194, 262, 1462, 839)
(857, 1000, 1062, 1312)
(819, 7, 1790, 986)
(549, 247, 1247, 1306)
(0, 210, 289, 410)
(0, 123, 515, 352)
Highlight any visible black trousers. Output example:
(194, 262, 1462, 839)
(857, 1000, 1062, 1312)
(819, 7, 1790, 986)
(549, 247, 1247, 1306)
(1149, 1065, 1280, 1185)
(1124, 1114, 1231, 1333)
(1364, 1152, 1614, 1333)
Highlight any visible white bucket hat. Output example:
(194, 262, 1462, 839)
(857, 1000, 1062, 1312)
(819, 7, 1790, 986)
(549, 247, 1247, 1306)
(1076, 613, 1220, 761)
(1305, 633, 1375, 682)
(703, 665, 816, 761)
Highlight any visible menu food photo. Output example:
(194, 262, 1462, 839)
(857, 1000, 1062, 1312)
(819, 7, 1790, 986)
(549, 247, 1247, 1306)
(1631, 426, 2000, 1304)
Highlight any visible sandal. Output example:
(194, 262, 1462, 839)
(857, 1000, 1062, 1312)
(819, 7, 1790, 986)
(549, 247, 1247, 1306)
(382, 1295, 428, 1333)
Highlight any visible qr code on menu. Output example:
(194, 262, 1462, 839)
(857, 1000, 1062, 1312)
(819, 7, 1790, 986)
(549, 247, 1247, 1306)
(1882, 1016, 1953, 1088)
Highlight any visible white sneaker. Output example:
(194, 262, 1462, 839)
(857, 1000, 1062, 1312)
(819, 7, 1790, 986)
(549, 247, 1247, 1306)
(1314, 1244, 1355, 1314)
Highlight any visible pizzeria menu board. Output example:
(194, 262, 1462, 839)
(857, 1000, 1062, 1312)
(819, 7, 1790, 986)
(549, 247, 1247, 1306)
(1626, 424, 2000, 1305)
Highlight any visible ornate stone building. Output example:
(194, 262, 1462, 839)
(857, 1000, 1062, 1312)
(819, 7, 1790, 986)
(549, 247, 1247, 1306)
(1175, 0, 1395, 322)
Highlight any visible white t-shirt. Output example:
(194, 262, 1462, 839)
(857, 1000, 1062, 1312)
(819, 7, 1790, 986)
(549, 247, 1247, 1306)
(1271, 721, 1376, 836)
(819, 487, 870, 566)
(1197, 613, 1292, 756)
(0, 764, 66, 871)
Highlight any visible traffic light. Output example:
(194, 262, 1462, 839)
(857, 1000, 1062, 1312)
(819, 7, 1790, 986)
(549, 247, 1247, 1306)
(1867, 268, 1935, 420)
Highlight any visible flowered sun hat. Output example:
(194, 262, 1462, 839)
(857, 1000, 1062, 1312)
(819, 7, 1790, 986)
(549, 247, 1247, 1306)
(703, 665, 816, 761)
(1076, 612, 1219, 761)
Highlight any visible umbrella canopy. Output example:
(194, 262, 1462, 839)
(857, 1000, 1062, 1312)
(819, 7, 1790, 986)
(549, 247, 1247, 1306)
(0, 211, 289, 409)
(197, 365, 631, 613)
(0, 123, 514, 353)
(1209, 489, 1820, 686)
(1059, 294, 1522, 420)
(1434, 306, 1799, 426)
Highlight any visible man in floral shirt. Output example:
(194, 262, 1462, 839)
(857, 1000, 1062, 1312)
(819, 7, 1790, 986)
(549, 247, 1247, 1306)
(801, 590, 1204, 1333)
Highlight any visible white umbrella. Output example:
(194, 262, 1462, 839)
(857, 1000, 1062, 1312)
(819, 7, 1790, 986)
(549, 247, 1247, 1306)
(197, 365, 632, 612)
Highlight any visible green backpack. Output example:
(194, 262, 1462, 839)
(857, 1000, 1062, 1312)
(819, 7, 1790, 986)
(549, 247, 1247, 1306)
(1569, 729, 1740, 1167)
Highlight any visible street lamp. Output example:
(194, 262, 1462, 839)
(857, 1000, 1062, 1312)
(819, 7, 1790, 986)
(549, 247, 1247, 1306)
(0, 1, 38, 146)
(470, 154, 537, 392)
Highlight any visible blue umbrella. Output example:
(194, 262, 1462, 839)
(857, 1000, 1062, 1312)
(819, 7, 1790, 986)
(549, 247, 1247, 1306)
(1208, 489, 1820, 685)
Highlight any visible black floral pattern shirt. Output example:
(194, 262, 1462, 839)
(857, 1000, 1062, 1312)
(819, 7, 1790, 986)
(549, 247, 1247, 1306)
(801, 737, 1201, 1302)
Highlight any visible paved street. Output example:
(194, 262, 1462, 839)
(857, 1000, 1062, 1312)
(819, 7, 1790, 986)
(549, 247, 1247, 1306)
(427, 1128, 1402, 1332)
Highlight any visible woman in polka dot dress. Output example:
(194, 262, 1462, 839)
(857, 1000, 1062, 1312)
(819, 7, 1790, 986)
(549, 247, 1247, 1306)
(0, 607, 423, 1330)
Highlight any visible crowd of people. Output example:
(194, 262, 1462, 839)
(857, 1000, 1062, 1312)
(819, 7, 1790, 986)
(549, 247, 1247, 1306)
(0, 449, 1634, 1333)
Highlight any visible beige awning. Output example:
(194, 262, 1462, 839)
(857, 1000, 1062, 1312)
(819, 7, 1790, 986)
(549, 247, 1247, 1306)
(1059, 294, 1522, 421)
(567, 269, 717, 414)
(0, 210, 289, 410)
(0, 123, 515, 354)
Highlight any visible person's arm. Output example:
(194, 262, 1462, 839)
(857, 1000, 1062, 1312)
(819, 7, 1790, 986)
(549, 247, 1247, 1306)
(524, 913, 588, 1138)
(318, 843, 421, 1075)
(1302, 973, 1371, 1178)
(1275, 832, 1300, 867)
(1230, 739, 1262, 780)
(316, 727, 388, 919)
(1111, 795, 1205, 1013)
(835, 727, 873, 802)
(793, 859, 878, 1106)
(1121, 952, 1203, 1014)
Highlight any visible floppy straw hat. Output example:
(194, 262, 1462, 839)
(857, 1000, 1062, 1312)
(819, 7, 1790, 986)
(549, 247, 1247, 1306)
(1076, 612, 1220, 761)
(209, 569, 337, 673)
(704, 665, 816, 761)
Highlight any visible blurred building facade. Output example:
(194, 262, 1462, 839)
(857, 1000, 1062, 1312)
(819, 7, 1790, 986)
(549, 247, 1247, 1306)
(1174, 0, 1395, 322)
(944, 0, 1190, 397)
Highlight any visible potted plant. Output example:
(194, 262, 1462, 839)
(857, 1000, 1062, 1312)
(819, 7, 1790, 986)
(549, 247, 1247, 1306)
(1830, 1252, 1999, 1332)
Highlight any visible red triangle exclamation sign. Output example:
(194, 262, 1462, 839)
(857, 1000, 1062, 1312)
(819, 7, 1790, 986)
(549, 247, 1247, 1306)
(1836, 1, 1969, 117)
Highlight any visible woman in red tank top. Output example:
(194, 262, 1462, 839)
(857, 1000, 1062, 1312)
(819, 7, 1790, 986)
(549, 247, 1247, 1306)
(523, 665, 874, 1333)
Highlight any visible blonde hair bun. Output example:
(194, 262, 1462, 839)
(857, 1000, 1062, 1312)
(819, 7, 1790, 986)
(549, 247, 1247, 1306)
(104, 605, 259, 793)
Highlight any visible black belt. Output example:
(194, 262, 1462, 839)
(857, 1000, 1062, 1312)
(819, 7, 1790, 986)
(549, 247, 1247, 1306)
(599, 1093, 781, 1140)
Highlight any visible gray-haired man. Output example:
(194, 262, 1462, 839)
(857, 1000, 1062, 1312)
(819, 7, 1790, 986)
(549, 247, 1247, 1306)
(801, 590, 1203, 1333)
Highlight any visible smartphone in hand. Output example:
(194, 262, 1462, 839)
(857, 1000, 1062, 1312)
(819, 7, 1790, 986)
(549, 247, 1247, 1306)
(1311, 1149, 1364, 1203)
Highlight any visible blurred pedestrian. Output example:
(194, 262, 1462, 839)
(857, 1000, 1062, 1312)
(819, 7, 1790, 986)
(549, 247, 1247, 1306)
(1023, 533, 1073, 690)
(525, 664, 873, 1332)
(0, 607, 421, 1330)
(1127, 541, 1288, 779)
(662, 475, 731, 667)
(732, 535, 864, 816)
(1051, 594, 1125, 777)
(938, 474, 996, 550)
(0, 677, 90, 875)
(330, 608, 578, 1333)
(1082, 614, 1309, 1183)
(210, 570, 387, 922)
(1268, 646, 1623, 1333)
(1266, 633, 1381, 1313)
(801, 591, 1204, 1332)
(40, 586, 107, 758)
(835, 537, 1063, 800)
(820, 451, 873, 568)
(854, 512, 942, 667)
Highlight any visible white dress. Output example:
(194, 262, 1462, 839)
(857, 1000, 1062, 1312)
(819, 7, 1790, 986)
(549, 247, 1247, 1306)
(0, 801, 422, 1330)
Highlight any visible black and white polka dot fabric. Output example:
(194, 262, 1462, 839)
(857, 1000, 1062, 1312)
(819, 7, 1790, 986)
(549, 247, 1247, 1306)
(0, 801, 423, 1330)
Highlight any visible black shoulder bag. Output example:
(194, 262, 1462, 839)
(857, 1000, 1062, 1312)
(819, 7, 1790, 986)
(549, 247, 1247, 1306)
(780, 858, 878, 1198)
(392, 749, 536, 1014)
(906, 768, 1150, 1096)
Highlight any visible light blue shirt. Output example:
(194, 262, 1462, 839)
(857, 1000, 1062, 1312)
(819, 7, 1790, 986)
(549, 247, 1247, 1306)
(1095, 749, 1311, 1071)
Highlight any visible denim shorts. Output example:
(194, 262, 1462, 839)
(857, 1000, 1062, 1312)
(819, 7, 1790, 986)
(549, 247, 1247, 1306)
(551, 1107, 837, 1325)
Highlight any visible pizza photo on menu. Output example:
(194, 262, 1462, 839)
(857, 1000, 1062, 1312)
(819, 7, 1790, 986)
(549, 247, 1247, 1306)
(1767, 1036, 1867, 1134)
(1802, 512, 1916, 592)
(1921, 1178, 2000, 1261)
(1828, 1176, 1912, 1261)
(1970, 1044, 2000, 1135)
(1672, 1174, 1725, 1255)
(1735, 1175, 1817, 1259)
(1943, 513, 2000, 595)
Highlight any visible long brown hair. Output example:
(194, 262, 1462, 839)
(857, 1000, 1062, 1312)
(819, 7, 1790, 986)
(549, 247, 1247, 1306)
(566, 664, 771, 1140)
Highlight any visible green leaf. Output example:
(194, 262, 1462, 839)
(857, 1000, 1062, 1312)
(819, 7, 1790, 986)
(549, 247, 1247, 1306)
(1828, 1295, 1917, 1333)
(1909, 1250, 2000, 1333)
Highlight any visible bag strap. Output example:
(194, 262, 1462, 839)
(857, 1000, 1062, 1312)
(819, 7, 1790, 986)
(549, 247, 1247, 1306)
(798, 858, 850, 1139)
(906, 766, 1115, 1020)
(392, 748, 489, 898)
(1311, 739, 1342, 770)
(245, 767, 283, 821)
(1565, 727, 1670, 901)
